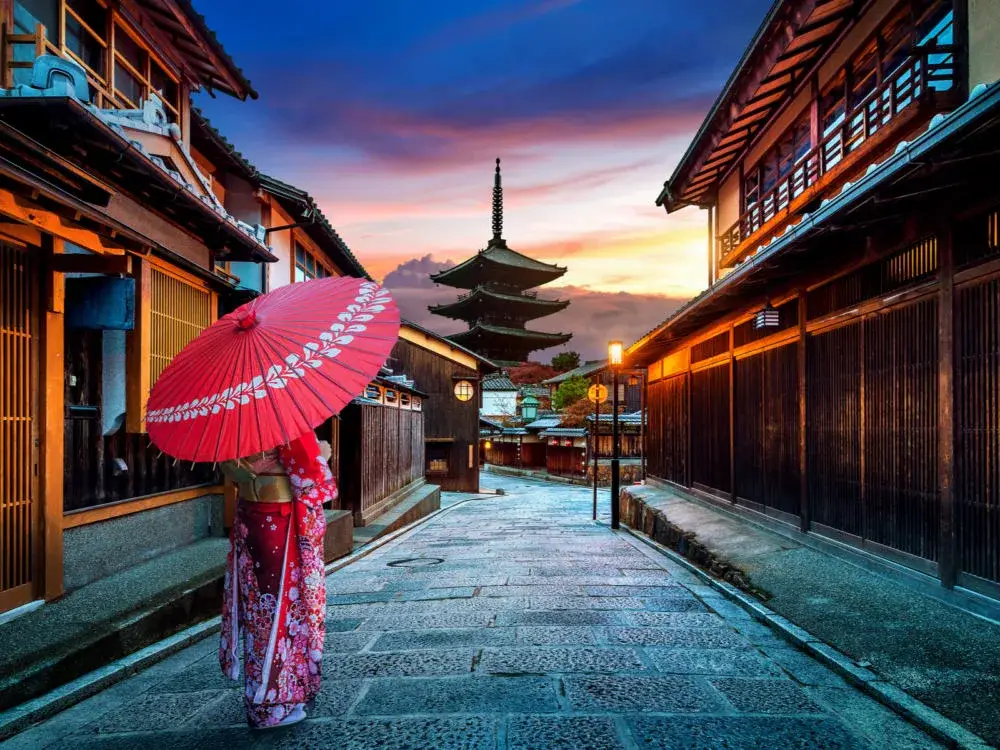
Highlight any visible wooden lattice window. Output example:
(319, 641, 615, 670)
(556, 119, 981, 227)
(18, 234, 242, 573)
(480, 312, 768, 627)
(9, 0, 182, 117)
(0, 242, 39, 611)
(127, 258, 216, 432)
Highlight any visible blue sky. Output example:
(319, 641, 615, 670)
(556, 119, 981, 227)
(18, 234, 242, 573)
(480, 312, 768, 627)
(195, 0, 771, 358)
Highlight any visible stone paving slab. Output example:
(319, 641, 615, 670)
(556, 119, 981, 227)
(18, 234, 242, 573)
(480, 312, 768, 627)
(6, 475, 944, 749)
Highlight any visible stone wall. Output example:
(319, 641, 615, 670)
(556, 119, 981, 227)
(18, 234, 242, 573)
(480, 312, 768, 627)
(62, 494, 225, 591)
(618, 486, 755, 593)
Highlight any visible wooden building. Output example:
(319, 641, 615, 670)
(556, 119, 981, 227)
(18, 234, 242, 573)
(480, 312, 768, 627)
(0, 0, 265, 614)
(543, 360, 643, 413)
(630, 0, 1000, 601)
(387, 321, 497, 492)
(540, 427, 588, 478)
(337, 379, 426, 527)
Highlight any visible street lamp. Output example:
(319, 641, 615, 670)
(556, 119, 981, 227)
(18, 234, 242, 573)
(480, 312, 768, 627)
(608, 341, 623, 529)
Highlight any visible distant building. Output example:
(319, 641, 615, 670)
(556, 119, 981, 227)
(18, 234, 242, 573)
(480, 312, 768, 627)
(481, 373, 519, 418)
(429, 160, 571, 364)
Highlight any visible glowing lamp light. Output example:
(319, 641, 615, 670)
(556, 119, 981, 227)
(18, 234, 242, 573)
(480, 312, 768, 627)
(754, 302, 780, 330)
(608, 340, 624, 367)
(484, 440, 493, 449)
(454, 380, 474, 402)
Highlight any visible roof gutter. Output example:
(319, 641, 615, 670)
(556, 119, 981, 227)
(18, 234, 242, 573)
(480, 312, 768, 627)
(629, 83, 1000, 361)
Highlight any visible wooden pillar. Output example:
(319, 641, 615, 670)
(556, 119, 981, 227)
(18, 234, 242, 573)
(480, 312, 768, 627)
(40, 236, 64, 601)
(126, 257, 151, 434)
(707, 206, 715, 287)
(729, 324, 736, 502)
(798, 291, 809, 532)
(954, 0, 969, 101)
(938, 223, 957, 588)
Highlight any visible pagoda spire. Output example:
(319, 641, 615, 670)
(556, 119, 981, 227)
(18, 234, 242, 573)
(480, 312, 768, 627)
(492, 157, 503, 241)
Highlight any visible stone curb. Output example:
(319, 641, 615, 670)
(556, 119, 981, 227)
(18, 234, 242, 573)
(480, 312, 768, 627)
(0, 493, 487, 742)
(616, 519, 992, 750)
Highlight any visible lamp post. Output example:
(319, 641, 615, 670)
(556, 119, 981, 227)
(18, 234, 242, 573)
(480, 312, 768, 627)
(608, 341, 623, 529)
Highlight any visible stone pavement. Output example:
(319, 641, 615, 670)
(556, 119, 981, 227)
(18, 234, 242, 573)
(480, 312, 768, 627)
(5, 476, 942, 749)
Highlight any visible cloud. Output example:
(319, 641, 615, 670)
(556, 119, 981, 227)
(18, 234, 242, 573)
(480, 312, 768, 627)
(382, 258, 687, 361)
(382, 254, 455, 289)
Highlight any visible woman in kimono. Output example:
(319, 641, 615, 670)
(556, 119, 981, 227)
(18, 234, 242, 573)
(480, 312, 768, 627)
(218, 430, 336, 729)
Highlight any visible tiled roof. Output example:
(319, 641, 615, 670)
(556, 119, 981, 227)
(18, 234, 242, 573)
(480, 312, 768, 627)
(449, 322, 572, 342)
(586, 412, 644, 424)
(524, 417, 562, 430)
(631, 82, 1000, 361)
(430, 238, 567, 287)
(482, 374, 517, 391)
(400, 320, 498, 371)
(543, 360, 607, 385)
(170, 0, 257, 99)
(540, 428, 588, 438)
(258, 174, 369, 279)
(191, 107, 258, 182)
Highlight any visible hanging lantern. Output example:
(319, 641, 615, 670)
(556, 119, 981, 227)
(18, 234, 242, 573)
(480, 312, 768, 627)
(754, 302, 780, 330)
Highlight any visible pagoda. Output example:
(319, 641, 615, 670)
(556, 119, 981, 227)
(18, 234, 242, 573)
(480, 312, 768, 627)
(430, 159, 571, 365)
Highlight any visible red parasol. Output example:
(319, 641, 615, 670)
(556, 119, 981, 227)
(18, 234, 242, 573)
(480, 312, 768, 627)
(145, 277, 399, 463)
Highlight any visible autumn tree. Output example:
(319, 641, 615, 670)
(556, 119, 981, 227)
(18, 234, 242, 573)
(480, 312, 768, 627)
(560, 397, 596, 427)
(551, 351, 581, 372)
(553, 375, 589, 410)
(508, 362, 558, 384)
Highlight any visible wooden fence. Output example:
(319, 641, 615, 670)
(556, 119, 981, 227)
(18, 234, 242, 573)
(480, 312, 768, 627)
(338, 401, 424, 526)
(645, 215, 1000, 596)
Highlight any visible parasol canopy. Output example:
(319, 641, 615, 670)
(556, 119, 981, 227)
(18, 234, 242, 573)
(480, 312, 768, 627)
(145, 277, 399, 463)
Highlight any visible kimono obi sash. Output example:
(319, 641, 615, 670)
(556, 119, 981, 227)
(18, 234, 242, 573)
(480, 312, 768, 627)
(220, 451, 293, 503)
(237, 473, 293, 503)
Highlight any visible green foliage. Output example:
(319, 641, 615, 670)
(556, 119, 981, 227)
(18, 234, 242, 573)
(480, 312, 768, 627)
(553, 375, 589, 410)
(551, 351, 581, 372)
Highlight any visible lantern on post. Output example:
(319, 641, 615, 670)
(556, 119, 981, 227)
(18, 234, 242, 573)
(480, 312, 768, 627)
(520, 394, 539, 421)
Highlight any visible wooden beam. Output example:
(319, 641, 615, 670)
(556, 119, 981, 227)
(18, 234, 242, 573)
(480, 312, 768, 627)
(937, 222, 956, 588)
(126, 257, 152, 433)
(41, 238, 64, 600)
(728, 323, 736, 503)
(62, 485, 225, 529)
(50, 253, 132, 275)
(155, 0, 245, 97)
(0, 188, 126, 256)
(798, 290, 809, 532)
(0, 221, 42, 246)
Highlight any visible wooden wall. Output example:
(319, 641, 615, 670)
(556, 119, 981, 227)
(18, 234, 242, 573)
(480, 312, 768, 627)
(389, 338, 481, 492)
(643, 210, 1000, 598)
(338, 401, 425, 525)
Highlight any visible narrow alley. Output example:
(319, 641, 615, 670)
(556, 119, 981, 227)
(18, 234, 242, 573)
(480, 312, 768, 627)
(5, 477, 942, 749)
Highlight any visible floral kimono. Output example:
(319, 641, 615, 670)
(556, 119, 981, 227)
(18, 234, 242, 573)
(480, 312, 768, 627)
(219, 431, 336, 728)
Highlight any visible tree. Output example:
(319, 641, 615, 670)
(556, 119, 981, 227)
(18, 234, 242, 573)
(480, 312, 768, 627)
(553, 375, 589, 410)
(508, 362, 558, 384)
(560, 397, 595, 427)
(551, 351, 580, 372)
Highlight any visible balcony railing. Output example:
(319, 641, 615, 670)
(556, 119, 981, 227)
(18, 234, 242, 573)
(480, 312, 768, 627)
(718, 47, 956, 268)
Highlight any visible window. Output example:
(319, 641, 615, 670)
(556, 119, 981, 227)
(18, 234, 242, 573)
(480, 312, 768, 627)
(820, 71, 847, 137)
(10, 0, 182, 119)
(294, 242, 332, 282)
(454, 380, 474, 402)
(65, 0, 107, 78)
(743, 111, 811, 212)
(127, 258, 216, 432)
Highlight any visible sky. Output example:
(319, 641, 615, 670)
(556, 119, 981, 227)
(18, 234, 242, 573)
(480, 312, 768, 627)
(195, 0, 772, 360)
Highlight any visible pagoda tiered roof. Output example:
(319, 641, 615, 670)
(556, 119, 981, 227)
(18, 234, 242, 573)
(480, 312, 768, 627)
(430, 238, 566, 291)
(447, 322, 571, 362)
(429, 285, 569, 323)
(430, 158, 571, 363)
